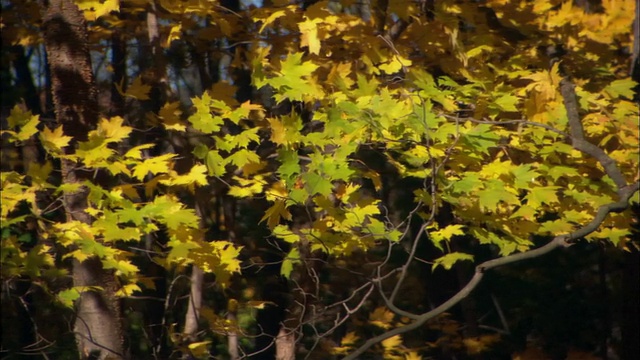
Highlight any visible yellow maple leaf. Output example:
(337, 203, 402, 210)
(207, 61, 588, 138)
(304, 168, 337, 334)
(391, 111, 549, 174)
(532, 0, 554, 14)
(332, 331, 360, 354)
(463, 334, 500, 355)
(76, 0, 119, 21)
(95, 0, 119, 18)
(258, 8, 289, 33)
(328, 62, 355, 90)
(115, 283, 141, 297)
(165, 23, 182, 47)
(523, 62, 561, 103)
(405, 351, 422, 360)
(132, 153, 176, 180)
(119, 76, 150, 101)
(240, 100, 263, 113)
(369, 306, 395, 329)
(299, 17, 321, 55)
(228, 183, 264, 198)
(382, 334, 403, 350)
(267, 117, 288, 145)
(260, 199, 292, 230)
(27, 161, 53, 185)
(7, 105, 32, 127)
(5, 106, 40, 141)
(15, 114, 40, 141)
(209, 81, 239, 106)
(97, 116, 131, 143)
(240, 160, 265, 178)
(124, 144, 154, 160)
(379, 54, 412, 74)
(162, 164, 208, 187)
(545, 0, 582, 29)
(265, 181, 288, 201)
(158, 102, 185, 131)
(39, 126, 72, 153)
(187, 341, 211, 358)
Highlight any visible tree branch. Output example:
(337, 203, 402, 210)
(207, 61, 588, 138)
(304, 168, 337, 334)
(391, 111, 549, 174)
(559, 78, 627, 190)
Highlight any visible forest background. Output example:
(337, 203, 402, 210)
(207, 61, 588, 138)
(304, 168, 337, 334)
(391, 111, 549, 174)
(1, 0, 639, 359)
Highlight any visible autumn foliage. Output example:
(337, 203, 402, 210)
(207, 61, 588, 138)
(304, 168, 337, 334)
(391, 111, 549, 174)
(1, 0, 639, 359)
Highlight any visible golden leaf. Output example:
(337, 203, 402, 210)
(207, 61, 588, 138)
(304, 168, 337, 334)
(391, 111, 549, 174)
(39, 126, 72, 153)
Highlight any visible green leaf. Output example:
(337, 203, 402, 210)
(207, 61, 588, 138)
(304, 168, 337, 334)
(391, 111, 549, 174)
(510, 205, 537, 220)
(227, 127, 260, 149)
(116, 206, 146, 226)
(278, 149, 301, 186)
(192, 144, 209, 159)
(227, 149, 261, 168)
(432, 252, 474, 271)
(163, 207, 200, 230)
(464, 124, 501, 154)
(539, 219, 575, 234)
(451, 173, 483, 194)
(289, 188, 308, 204)
(303, 171, 333, 197)
(587, 227, 631, 245)
(281, 247, 301, 278)
(103, 258, 139, 276)
(477, 180, 520, 210)
(268, 52, 322, 102)
(188, 92, 224, 133)
(429, 224, 466, 249)
(167, 237, 200, 261)
(57, 286, 103, 308)
(132, 153, 176, 180)
(604, 79, 637, 99)
(273, 225, 300, 243)
(540, 165, 579, 181)
(524, 186, 560, 208)
(206, 150, 227, 177)
(494, 93, 519, 112)
(15, 114, 40, 141)
(511, 164, 539, 190)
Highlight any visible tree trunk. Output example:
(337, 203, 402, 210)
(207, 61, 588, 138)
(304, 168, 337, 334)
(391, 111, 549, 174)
(41, 0, 124, 358)
(621, 245, 639, 360)
(227, 306, 239, 360)
(184, 197, 209, 341)
(144, 0, 168, 113)
(184, 265, 204, 340)
(275, 327, 296, 360)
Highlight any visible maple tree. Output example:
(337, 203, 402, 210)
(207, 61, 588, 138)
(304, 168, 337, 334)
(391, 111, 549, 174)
(1, 0, 639, 359)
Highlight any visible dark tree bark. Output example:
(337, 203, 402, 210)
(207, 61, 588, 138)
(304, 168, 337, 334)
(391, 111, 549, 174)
(621, 205, 640, 360)
(41, 0, 124, 358)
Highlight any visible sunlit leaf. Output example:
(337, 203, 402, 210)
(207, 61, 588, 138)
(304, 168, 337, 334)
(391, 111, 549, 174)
(432, 252, 474, 271)
(281, 247, 300, 278)
(39, 126, 73, 154)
